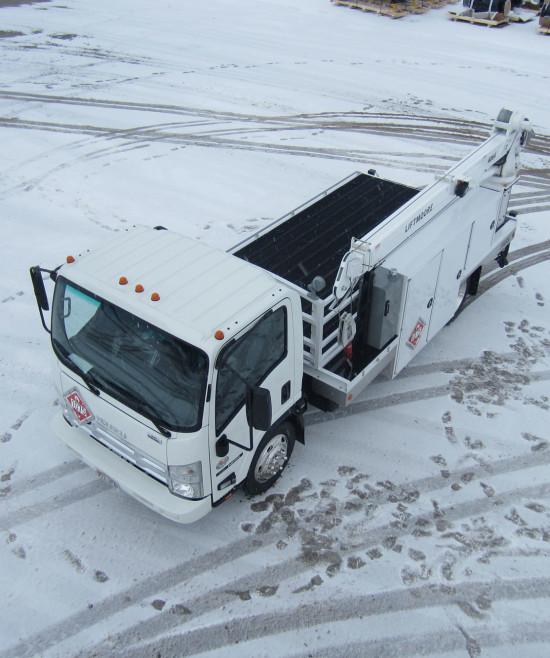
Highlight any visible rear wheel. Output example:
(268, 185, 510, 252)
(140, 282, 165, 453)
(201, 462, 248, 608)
(242, 422, 295, 495)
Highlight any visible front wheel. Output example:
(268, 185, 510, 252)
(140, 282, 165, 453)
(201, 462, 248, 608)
(242, 422, 295, 495)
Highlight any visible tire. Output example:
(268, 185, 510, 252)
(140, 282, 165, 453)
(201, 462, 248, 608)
(241, 422, 295, 495)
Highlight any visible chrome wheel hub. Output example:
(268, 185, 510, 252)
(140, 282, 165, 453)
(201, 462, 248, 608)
(254, 433, 288, 483)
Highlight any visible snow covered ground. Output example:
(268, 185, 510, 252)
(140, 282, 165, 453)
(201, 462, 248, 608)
(1, 0, 549, 656)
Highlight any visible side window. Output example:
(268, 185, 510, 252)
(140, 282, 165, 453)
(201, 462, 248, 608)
(215, 307, 287, 435)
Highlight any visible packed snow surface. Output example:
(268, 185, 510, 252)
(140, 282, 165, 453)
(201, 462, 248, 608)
(1, 0, 549, 656)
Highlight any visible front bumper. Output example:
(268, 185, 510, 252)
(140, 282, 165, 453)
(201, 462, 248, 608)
(51, 413, 212, 524)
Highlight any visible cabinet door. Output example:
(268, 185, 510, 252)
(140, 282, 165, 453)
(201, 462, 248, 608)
(393, 253, 441, 377)
(428, 224, 472, 340)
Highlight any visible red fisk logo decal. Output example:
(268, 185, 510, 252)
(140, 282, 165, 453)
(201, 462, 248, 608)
(66, 390, 93, 423)
(407, 318, 426, 349)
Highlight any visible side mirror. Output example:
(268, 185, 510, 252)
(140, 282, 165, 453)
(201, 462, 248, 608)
(249, 387, 272, 431)
(30, 266, 52, 334)
(30, 266, 49, 311)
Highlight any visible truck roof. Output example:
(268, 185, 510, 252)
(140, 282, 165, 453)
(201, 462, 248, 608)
(234, 172, 418, 298)
(60, 226, 285, 350)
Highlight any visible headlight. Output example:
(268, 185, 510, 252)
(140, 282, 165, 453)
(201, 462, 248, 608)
(168, 461, 204, 499)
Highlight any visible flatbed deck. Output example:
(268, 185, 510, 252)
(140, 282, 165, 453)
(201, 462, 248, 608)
(234, 173, 418, 297)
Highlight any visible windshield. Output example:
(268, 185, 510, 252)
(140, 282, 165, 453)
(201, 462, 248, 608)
(51, 278, 208, 433)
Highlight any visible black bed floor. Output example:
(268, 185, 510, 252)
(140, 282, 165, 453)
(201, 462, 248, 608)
(235, 173, 418, 298)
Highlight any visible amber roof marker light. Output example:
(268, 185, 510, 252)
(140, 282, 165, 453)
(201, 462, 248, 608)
(151, 292, 160, 302)
(135, 284, 144, 293)
(119, 276, 128, 285)
(215, 330, 224, 340)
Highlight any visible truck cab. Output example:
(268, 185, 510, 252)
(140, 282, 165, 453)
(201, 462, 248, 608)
(36, 226, 304, 523)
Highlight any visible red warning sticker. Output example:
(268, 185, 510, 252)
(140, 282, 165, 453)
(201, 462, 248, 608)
(66, 389, 93, 423)
(407, 318, 426, 349)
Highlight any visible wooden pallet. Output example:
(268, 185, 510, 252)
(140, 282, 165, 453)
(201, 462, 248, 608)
(508, 8, 536, 20)
(539, 24, 550, 33)
(448, 11, 510, 25)
(406, 1, 432, 14)
(332, 0, 409, 18)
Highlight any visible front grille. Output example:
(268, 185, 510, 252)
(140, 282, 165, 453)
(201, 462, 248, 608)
(65, 411, 169, 486)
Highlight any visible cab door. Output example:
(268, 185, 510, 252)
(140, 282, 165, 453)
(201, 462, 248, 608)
(208, 301, 294, 502)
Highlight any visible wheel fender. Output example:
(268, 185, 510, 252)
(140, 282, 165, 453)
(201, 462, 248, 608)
(274, 407, 305, 445)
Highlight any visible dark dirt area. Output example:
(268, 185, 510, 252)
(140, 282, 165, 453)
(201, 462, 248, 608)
(0, 0, 49, 8)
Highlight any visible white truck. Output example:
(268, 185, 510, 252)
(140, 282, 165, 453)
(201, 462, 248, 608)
(31, 108, 532, 523)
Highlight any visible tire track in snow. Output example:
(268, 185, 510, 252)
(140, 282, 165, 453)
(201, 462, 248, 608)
(2, 90, 550, 155)
(288, 621, 550, 658)
(1, 96, 549, 210)
(2, 533, 276, 658)
(7, 451, 550, 658)
(0, 115, 541, 158)
(83, 508, 550, 658)
(5, 459, 87, 499)
(0, 116, 455, 172)
(0, 479, 106, 531)
(1, 132, 548, 212)
(2, 92, 549, 158)
(104, 578, 550, 658)
(81, 469, 550, 655)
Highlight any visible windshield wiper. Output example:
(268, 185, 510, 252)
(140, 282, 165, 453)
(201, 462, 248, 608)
(102, 383, 172, 438)
(52, 339, 101, 396)
(149, 418, 172, 438)
(131, 396, 172, 438)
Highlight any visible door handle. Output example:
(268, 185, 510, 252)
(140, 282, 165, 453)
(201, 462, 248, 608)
(281, 381, 291, 404)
